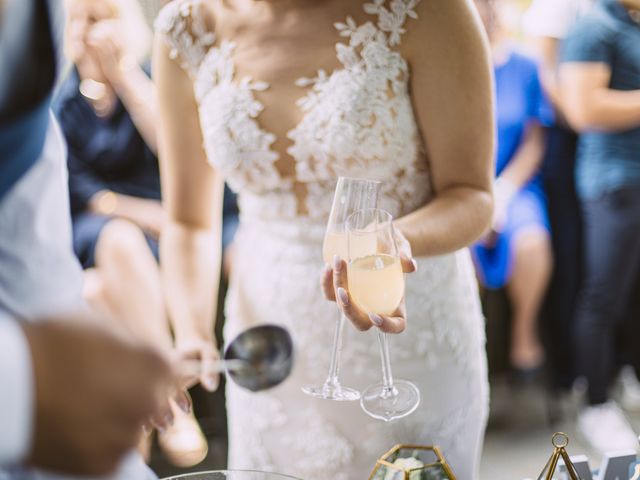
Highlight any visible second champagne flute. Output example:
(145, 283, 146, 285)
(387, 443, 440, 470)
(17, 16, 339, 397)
(346, 208, 421, 421)
(302, 177, 380, 401)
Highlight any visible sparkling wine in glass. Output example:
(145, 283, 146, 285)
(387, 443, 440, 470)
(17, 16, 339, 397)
(346, 208, 421, 421)
(302, 177, 381, 401)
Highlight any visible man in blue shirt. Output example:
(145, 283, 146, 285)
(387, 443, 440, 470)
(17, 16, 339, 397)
(560, 0, 640, 454)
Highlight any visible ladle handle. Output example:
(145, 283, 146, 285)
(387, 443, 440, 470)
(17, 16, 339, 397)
(178, 358, 246, 377)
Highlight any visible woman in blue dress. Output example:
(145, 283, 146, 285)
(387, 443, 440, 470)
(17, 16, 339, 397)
(473, 0, 554, 374)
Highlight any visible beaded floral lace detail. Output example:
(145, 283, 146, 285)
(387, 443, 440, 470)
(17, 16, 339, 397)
(156, 0, 431, 220)
(156, 1, 285, 194)
(289, 0, 430, 219)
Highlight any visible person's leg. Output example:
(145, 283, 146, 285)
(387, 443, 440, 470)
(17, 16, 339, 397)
(82, 268, 112, 318)
(541, 127, 582, 390)
(576, 190, 640, 407)
(507, 227, 552, 371)
(94, 219, 208, 467)
(94, 219, 171, 350)
(574, 188, 640, 452)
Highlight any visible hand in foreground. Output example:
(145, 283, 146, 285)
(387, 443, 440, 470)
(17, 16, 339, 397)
(22, 317, 173, 477)
(321, 229, 417, 333)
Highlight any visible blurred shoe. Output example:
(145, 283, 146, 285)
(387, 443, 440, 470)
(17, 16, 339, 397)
(577, 401, 639, 453)
(158, 400, 208, 468)
(546, 379, 587, 426)
(509, 342, 545, 385)
(509, 364, 544, 386)
(615, 366, 640, 413)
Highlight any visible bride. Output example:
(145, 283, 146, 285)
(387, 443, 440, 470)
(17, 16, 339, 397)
(154, 0, 494, 478)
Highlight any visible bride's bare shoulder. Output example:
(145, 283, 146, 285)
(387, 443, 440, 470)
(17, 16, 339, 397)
(405, 0, 487, 62)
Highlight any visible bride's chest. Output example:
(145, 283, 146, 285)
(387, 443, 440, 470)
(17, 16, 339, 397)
(193, 19, 405, 127)
(208, 30, 341, 134)
(192, 3, 419, 194)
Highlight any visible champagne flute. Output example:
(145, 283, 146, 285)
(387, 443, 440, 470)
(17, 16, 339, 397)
(302, 177, 381, 401)
(346, 208, 420, 421)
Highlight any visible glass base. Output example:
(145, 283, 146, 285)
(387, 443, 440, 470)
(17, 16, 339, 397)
(302, 383, 361, 401)
(360, 380, 421, 422)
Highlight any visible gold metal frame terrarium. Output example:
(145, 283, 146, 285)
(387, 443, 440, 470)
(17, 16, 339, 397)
(537, 432, 581, 480)
(369, 445, 457, 480)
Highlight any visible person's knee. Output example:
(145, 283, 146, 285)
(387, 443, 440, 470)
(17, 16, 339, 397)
(96, 219, 148, 266)
(513, 228, 553, 271)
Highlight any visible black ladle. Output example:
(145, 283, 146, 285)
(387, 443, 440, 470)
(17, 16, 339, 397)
(181, 325, 294, 392)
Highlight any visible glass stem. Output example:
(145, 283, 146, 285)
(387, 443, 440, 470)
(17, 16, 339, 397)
(377, 330, 395, 395)
(325, 311, 346, 387)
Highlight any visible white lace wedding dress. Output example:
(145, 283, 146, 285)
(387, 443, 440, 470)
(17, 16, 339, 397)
(156, 1, 489, 478)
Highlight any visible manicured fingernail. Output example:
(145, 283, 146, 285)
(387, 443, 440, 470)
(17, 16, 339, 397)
(369, 313, 383, 327)
(333, 255, 342, 272)
(337, 287, 349, 306)
(411, 259, 418, 271)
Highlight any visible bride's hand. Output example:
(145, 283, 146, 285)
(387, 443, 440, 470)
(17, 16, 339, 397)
(174, 338, 221, 392)
(321, 229, 417, 334)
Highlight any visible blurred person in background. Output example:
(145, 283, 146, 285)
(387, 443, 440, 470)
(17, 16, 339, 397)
(523, 0, 594, 397)
(472, 0, 553, 377)
(53, 0, 209, 467)
(560, 0, 640, 453)
(0, 0, 173, 477)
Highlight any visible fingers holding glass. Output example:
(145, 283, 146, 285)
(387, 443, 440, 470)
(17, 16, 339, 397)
(346, 208, 420, 421)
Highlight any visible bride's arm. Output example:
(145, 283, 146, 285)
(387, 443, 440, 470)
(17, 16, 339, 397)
(395, 0, 495, 256)
(154, 36, 225, 391)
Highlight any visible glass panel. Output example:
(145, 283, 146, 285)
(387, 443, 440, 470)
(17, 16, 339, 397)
(422, 465, 452, 480)
(395, 448, 440, 466)
(371, 467, 404, 480)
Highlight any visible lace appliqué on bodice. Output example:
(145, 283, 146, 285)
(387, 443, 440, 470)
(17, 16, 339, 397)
(156, 1, 285, 196)
(155, 0, 432, 221)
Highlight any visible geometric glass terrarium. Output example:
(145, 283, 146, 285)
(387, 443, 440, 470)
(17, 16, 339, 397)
(369, 445, 457, 480)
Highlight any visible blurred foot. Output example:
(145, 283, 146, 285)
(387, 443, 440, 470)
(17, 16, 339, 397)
(510, 340, 545, 373)
(578, 401, 639, 453)
(158, 400, 208, 468)
(615, 366, 640, 413)
(509, 343, 545, 386)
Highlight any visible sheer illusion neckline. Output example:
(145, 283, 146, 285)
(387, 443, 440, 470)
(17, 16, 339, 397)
(194, 1, 416, 173)
(156, 0, 425, 218)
